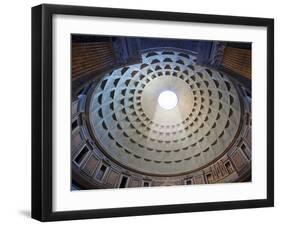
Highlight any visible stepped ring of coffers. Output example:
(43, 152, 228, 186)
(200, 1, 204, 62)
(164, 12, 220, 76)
(89, 50, 241, 176)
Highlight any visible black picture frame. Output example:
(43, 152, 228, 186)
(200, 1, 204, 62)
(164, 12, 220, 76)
(32, 4, 274, 222)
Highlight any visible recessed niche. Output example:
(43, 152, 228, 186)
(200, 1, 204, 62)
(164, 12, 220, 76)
(185, 179, 193, 185)
(74, 146, 89, 165)
(119, 175, 129, 188)
(225, 161, 233, 174)
(143, 181, 151, 187)
(72, 120, 78, 131)
(206, 174, 212, 183)
(96, 164, 107, 181)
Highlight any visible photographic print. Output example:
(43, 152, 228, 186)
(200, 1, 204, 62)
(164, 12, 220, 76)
(32, 4, 273, 221)
(71, 35, 252, 190)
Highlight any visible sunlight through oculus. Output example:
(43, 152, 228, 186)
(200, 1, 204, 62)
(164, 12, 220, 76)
(158, 90, 178, 110)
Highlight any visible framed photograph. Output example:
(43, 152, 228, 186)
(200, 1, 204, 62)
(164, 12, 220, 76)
(32, 4, 274, 221)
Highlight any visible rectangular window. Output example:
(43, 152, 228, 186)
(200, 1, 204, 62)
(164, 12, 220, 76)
(77, 87, 84, 96)
(74, 146, 89, 164)
(245, 113, 250, 125)
(72, 120, 78, 131)
(96, 164, 107, 181)
(241, 143, 250, 160)
(119, 175, 128, 188)
(245, 90, 251, 99)
(225, 161, 233, 174)
(143, 181, 150, 187)
(206, 174, 212, 183)
(185, 179, 192, 185)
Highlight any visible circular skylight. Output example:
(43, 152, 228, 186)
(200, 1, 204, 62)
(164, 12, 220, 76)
(158, 90, 178, 110)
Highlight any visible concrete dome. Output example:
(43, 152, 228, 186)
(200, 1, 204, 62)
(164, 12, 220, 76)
(89, 50, 241, 176)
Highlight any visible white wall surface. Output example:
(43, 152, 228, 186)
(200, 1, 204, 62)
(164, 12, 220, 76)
(0, 0, 279, 225)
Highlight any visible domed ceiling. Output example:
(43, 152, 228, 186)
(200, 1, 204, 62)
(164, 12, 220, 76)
(89, 50, 241, 176)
